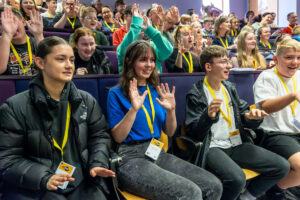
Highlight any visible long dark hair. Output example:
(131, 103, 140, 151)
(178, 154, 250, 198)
(120, 40, 159, 99)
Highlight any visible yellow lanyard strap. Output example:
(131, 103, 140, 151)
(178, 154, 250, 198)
(253, 57, 257, 69)
(219, 37, 228, 49)
(231, 30, 237, 36)
(120, 18, 126, 24)
(53, 102, 71, 159)
(47, 11, 55, 18)
(274, 68, 297, 115)
(182, 52, 193, 73)
(259, 40, 271, 49)
(10, 35, 32, 75)
(204, 77, 232, 127)
(67, 16, 76, 29)
(288, 25, 293, 31)
(104, 21, 116, 32)
(141, 84, 155, 135)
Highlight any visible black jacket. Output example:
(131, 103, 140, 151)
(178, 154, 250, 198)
(185, 79, 263, 167)
(0, 76, 111, 194)
(74, 47, 112, 74)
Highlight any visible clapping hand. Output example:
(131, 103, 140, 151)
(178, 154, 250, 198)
(1, 7, 18, 39)
(26, 9, 43, 36)
(46, 174, 75, 191)
(129, 78, 148, 112)
(208, 99, 222, 118)
(191, 39, 203, 58)
(90, 167, 115, 178)
(178, 39, 189, 54)
(132, 3, 145, 19)
(245, 108, 268, 120)
(156, 83, 176, 111)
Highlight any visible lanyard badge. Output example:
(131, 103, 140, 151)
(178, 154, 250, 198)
(55, 161, 76, 189)
(229, 130, 242, 146)
(182, 52, 194, 73)
(145, 138, 164, 160)
(219, 37, 228, 49)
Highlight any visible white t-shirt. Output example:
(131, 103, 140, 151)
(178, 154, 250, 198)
(41, 11, 56, 18)
(203, 82, 237, 149)
(254, 69, 300, 133)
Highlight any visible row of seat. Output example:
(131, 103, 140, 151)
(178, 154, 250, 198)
(0, 71, 261, 127)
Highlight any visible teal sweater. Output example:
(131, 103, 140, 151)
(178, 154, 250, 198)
(117, 16, 173, 73)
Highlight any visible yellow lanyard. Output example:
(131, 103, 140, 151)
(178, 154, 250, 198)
(288, 25, 293, 31)
(259, 40, 271, 49)
(67, 16, 76, 29)
(10, 35, 32, 75)
(53, 102, 71, 159)
(231, 30, 237, 36)
(47, 11, 55, 18)
(274, 68, 297, 115)
(104, 21, 116, 32)
(204, 77, 232, 127)
(141, 84, 155, 135)
(154, 25, 158, 29)
(120, 18, 126, 24)
(219, 37, 228, 48)
(182, 52, 193, 73)
(253, 57, 257, 69)
(259, 22, 262, 27)
(205, 32, 208, 36)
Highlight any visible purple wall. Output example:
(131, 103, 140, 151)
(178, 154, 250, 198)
(101, 0, 203, 16)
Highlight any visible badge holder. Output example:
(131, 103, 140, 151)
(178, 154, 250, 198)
(145, 138, 164, 161)
(55, 161, 76, 190)
(229, 130, 242, 147)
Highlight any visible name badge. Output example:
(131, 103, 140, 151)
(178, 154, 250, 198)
(55, 161, 76, 190)
(145, 138, 164, 160)
(229, 130, 242, 147)
(292, 117, 300, 131)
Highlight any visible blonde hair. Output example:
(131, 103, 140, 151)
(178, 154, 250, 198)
(237, 31, 266, 69)
(293, 25, 300, 36)
(240, 25, 255, 33)
(80, 6, 97, 19)
(191, 21, 202, 41)
(276, 39, 300, 57)
(174, 25, 193, 48)
(180, 14, 192, 24)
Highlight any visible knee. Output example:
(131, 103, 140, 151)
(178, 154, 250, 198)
(276, 158, 290, 177)
(229, 171, 246, 193)
(183, 182, 203, 200)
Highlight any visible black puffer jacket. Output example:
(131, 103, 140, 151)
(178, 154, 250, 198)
(0, 76, 111, 194)
(185, 79, 263, 167)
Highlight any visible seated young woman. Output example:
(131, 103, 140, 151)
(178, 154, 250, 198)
(0, 36, 115, 200)
(71, 27, 112, 75)
(231, 31, 267, 69)
(69, 6, 109, 46)
(257, 26, 274, 50)
(101, 5, 121, 33)
(212, 16, 236, 49)
(107, 40, 222, 200)
(165, 25, 203, 73)
(230, 17, 240, 39)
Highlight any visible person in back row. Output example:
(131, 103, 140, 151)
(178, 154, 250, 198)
(41, 0, 57, 27)
(185, 45, 290, 200)
(69, 6, 109, 46)
(71, 27, 112, 75)
(0, 6, 43, 75)
(107, 40, 222, 200)
(212, 16, 235, 49)
(117, 4, 172, 73)
(254, 39, 300, 199)
(0, 36, 115, 200)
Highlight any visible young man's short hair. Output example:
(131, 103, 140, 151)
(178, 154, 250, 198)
(200, 45, 229, 72)
(287, 12, 296, 19)
(124, 5, 132, 16)
(203, 17, 214, 24)
(276, 39, 300, 57)
(0, 6, 23, 19)
(80, 6, 97, 19)
(46, 0, 57, 2)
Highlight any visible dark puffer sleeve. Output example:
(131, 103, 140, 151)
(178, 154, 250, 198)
(0, 99, 52, 191)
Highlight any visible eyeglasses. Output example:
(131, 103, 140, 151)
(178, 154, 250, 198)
(85, 16, 97, 21)
(211, 60, 233, 66)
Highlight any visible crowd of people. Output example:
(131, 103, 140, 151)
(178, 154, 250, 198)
(0, 0, 300, 200)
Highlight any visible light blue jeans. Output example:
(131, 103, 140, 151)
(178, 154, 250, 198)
(117, 141, 222, 200)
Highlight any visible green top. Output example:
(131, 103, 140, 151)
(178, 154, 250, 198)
(117, 16, 173, 74)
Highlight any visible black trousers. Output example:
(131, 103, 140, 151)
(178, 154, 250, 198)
(205, 143, 290, 200)
(2, 179, 107, 200)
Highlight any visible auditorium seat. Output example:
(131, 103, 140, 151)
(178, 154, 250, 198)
(0, 79, 16, 106)
(106, 51, 119, 74)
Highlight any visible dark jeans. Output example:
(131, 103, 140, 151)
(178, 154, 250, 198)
(2, 179, 107, 200)
(206, 143, 290, 200)
(117, 141, 222, 200)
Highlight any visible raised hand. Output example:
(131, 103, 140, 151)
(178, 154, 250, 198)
(178, 39, 188, 54)
(131, 3, 145, 19)
(205, 37, 213, 46)
(191, 39, 203, 58)
(208, 99, 222, 118)
(156, 83, 175, 111)
(115, 12, 121, 21)
(168, 6, 180, 24)
(74, 1, 81, 16)
(245, 108, 268, 120)
(26, 9, 43, 36)
(1, 7, 18, 39)
(76, 67, 88, 75)
(129, 78, 148, 112)
(142, 15, 151, 30)
(46, 174, 75, 191)
(113, 18, 122, 28)
(90, 167, 115, 178)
